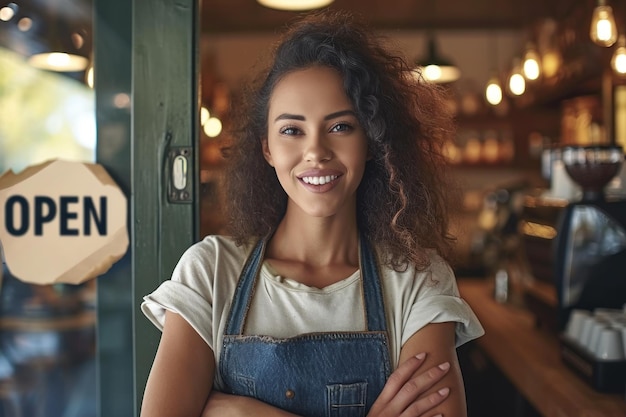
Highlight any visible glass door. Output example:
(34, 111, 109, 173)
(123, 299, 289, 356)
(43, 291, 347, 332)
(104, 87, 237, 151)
(0, 1, 97, 416)
(1, 0, 199, 416)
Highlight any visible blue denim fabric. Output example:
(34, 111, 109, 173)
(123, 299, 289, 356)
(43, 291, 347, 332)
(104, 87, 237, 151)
(219, 235, 392, 417)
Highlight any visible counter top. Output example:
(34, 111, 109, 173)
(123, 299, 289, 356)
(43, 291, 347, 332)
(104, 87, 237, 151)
(459, 279, 626, 417)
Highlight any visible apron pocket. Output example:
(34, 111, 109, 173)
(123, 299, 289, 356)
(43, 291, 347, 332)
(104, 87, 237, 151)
(231, 374, 256, 398)
(326, 381, 367, 417)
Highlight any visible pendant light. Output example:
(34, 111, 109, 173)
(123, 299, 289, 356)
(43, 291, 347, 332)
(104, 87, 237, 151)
(590, 0, 617, 47)
(28, 49, 89, 72)
(0, 3, 17, 22)
(415, 33, 461, 84)
(508, 60, 526, 96)
(485, 76, 503, 106)
(485, 35, 502, 106)
(522, 43, 541, 81)
(612, 34, 626, 76)
(27, 0, 90, 72)
(257, 0, 333, 11)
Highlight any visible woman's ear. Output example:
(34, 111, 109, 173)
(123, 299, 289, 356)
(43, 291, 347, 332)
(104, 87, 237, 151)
(262, 138, 274, 167)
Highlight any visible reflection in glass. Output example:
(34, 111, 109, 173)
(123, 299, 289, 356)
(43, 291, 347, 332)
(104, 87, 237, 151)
(0, 14, 96, 415)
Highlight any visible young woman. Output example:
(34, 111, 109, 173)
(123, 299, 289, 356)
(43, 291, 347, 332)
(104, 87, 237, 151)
(141, 10, 483, 417)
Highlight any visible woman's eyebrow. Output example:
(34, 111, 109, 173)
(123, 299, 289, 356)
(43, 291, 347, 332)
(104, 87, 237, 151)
(324, 110, 356, 120)
(274, 113, 305, 122)
(273, 109, 355, 123)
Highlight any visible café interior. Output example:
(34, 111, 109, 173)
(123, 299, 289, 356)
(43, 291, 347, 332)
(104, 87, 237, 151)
(0, 0, 626, 416)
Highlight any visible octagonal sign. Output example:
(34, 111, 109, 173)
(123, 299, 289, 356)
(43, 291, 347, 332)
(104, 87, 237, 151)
(0, 159, 128, 285)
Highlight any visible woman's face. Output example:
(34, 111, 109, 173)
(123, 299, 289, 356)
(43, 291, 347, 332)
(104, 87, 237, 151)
(263, 66, 369, 220)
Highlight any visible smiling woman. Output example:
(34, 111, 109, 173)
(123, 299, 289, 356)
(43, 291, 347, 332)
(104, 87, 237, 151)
(141, 9, 483, 417)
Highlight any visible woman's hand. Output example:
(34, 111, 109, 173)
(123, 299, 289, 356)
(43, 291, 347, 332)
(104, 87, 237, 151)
(367, 352, 450, 417)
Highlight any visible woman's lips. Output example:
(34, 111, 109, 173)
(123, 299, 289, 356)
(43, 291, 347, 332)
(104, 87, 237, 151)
(297, 171, 342, 192)
(300, 174, 338, 185)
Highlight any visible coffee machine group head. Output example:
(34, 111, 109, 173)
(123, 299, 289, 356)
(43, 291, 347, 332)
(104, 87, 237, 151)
(554, 145, 626, 330)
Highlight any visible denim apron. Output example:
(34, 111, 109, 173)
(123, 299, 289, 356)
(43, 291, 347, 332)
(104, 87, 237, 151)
(219, 235, 392, 417)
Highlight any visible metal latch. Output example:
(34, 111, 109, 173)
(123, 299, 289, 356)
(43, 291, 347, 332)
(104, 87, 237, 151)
(167, 147, 193, 204)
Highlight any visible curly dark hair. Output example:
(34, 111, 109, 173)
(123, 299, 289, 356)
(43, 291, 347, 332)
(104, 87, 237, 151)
(223, 9, 458, 271)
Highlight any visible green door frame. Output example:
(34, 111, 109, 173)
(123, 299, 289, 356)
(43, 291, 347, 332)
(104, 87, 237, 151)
(94, 1, 199, 415)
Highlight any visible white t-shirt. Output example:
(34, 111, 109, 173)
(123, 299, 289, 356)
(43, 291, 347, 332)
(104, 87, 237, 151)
(141, 235, 484, 389)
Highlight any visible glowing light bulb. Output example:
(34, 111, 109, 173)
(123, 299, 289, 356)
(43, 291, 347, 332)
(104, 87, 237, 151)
(86, 65, 94, 88)
(508, 62, 526, 96)
(200, 107, 210, 125)
(522, 47, 541, 81)
(590, 0, 617, 47)
(612, 35, 626, 75)
(424, 65, 443, 82)
(17, 17, 32, 31)
(0, 3, 17, 21)
(485, 77, 503, 106)
(0, 8, 13, 21)
(203, 117, 222, 138)
(257, 0, 333, 10)
(541, 50, 561, 78)
(47, 52, 71, 67)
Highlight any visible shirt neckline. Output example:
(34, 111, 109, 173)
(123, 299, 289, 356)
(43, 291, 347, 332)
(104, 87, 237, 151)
(260, 262, 361, 293)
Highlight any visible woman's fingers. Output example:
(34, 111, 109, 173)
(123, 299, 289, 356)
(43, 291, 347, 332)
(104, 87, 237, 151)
(399, 386, 449, 417)
(391, 361, 450, 415)
(375, 353, 427, 405)
(402, 362, 450, 398)
(368, 354, 451, 417)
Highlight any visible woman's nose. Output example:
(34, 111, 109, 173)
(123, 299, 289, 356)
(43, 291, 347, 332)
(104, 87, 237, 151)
(304, 132, 332, 162)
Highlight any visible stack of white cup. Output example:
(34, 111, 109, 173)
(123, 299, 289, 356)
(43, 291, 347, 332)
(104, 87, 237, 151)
(564, 307, 626, 361)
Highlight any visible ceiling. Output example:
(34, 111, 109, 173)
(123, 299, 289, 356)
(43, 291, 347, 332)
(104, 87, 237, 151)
(0, 0, 612, 60)
(0, 0, 621, 87)
(200, 0, 584, 33)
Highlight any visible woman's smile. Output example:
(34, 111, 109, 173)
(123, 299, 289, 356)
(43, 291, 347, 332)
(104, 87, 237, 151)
(300, 175, 339, 186)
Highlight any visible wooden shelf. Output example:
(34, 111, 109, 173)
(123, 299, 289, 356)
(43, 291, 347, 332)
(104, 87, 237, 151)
(459, 279, 626, 417)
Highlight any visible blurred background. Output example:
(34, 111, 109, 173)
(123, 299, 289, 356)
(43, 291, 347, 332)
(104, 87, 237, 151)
(1, 0, 626, 416)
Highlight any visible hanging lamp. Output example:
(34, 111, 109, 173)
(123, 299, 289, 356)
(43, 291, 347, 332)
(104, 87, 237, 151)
(415, 34, 461, 84)
(589, 0, 617, 47)
(27, 1, 90, 72)
(612, 34, 626, 75)
(257, 0, 333, 11)
(485, 35, 502, 106)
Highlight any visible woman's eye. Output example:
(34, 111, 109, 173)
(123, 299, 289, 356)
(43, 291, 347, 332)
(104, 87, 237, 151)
(279, 126, 301, 135)
(330, 123, 353, 133)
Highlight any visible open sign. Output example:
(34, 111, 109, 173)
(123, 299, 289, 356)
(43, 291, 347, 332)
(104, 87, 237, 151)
(5, 195, 107, 236)
(0, 160, 128, 285)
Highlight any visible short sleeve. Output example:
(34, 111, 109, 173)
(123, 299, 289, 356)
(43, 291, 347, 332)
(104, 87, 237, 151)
(401, 257, 484, 348)
(140, 236, 237, 352)
(142, 279, 214, 348)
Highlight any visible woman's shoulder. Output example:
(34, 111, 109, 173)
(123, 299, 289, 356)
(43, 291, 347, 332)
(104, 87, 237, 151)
(377, 247, 453, 277)
(378, 248, 457, 293)
(183, 235, 253, 260)
(172, 235, 255, 281)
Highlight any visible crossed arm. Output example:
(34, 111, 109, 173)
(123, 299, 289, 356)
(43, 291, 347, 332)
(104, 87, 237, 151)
(140, 311, 466, 417)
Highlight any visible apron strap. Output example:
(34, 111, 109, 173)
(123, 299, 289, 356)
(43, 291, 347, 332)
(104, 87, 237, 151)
(224, 234, 388, 335)
(224, 238, 266, 335)
(359, 235, 387, 332)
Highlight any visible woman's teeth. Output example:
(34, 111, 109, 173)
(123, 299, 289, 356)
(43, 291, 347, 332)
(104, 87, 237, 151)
(301, 175, 338, 185)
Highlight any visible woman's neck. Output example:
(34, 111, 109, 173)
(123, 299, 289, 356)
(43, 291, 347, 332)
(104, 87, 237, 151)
(263, 208, 361, 287)
(271, 216, 359, 265)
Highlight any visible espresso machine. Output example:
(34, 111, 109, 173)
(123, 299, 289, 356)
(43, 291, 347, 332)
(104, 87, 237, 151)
(553, 145, 626, 330)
